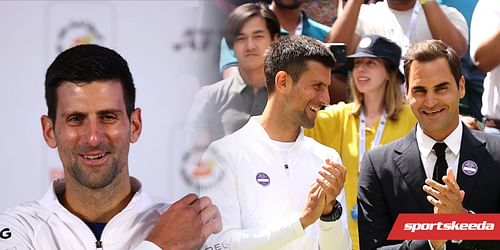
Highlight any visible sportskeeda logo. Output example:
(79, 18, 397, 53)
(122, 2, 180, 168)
(388, 214, 500, 240)
(404, 221, 495, 233)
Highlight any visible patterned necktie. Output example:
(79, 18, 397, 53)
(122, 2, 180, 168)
(432, 142, 448, 184)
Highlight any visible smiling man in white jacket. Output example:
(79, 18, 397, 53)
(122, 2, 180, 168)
(200, 35, 352, 250)
(0, 44, 222, 250)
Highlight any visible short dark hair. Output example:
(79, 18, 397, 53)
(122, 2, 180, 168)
(45, 44, 135, 122)
(223, 3, 280, 49)
(264, 35, 336, 93)
(403, 39, 462, 90)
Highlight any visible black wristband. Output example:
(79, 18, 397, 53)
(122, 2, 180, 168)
(320, 200, 342, 222)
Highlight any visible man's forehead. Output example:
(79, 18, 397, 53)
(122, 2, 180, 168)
(57, 80, 123, 92)
(56, 80, 125, 110)
(300, 61, 331, 83)
(240, 17, 268, 33)
(408, 58, 454, 85)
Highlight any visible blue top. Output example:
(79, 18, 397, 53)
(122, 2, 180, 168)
(85, 221, 107, 240)
(219, 11, 330, 72)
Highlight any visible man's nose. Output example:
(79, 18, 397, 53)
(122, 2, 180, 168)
(319, 88, 330, 106)
(424, 91, 438, 107)
(246, 38, 256, 50)
(83, 120, 104, 147)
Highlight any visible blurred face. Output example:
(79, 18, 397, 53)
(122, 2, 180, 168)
(387, 0, 416, 10)
(41, 80, 142, 189)
(406, 58, 465, 141)
(273, 0, 303, 9)
(286, 61, 331, 129)
(352, 57, 388, 96)
(233, 16, 275, 74)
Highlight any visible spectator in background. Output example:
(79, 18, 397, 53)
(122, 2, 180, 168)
(438, 0, 485, 123)
(220, 0, 330, 78)
(197, 0, 261, 84)
(186, 3, 280, 148)
(305, 35, 416, 250)
(219, 0, 351, 104)
(0, 44, 221, 250)
(327, 0, 468, 58)
(302, 0, 382, 27)
(470, 0, 500, 135)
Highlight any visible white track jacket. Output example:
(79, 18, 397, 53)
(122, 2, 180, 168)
(0, 178, 166, 250)
(201, 117, 352, 250)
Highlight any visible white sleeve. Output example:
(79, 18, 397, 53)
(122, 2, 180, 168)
(442, 5, 469, 44)
(470, 0, 498, 58)
(319, 152, 352, 250)
(318, 188, 352, 250)
(199, 144, 305, 250)
(355, 5, 367, 37)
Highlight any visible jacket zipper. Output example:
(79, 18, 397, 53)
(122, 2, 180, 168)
(96, 240, 103, 249)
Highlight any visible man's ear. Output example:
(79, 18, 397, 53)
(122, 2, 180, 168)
(41, 115, 57, 148)
(129, 108, 142, 143)
(458, 75, 466, 99)
(274, 71, 292, 93)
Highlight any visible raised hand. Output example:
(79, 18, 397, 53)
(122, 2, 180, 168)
(423, 168, 467, 214)
(423, 168, 467, 250)
(146, 193, 222, 250)
(317, 159, 346, 215)
(300, 182, 326, 229)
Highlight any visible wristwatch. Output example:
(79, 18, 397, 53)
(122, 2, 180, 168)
(419, 0, 436, 5)
(320, 200, 342, 222)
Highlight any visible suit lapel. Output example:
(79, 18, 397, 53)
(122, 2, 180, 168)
(394, 129, 433, 212)
(457, 126, 485, 207)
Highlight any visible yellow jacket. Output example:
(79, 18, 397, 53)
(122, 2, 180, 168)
(304, 102, 417, 250)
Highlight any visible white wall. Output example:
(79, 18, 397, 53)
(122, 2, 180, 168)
(0, 1, 216, 209)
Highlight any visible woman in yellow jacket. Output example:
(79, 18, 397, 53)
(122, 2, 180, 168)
(305, 35, 417, 250)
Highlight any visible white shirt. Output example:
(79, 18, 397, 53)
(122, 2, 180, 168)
(416, 122, 463, 180)
(0, 178, 166, 250)
(200, 117, 351, 250)
(416, 122, 463, 250)
(356, 1, 468, 54)
(470, 0, 500, 119)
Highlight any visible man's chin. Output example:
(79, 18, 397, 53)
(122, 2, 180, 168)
(69, 166, 118, 190)
(274, 0, 302, 10)
(79, 178, 115, 190)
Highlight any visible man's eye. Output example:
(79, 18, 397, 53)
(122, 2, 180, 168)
(67, 116, 82, 124)
(102, 115, 117, 122)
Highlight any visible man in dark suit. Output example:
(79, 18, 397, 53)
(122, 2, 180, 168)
(358, 39, 500, 250)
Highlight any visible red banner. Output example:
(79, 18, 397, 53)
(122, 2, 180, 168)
(388, 214, 500, 240)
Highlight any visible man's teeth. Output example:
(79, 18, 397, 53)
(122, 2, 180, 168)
(309, 106, 319, 112)
(83, 153, 106, 160)
(424, 109, 443, 114)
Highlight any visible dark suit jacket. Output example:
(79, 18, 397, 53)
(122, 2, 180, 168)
(358, 124, 500, 250)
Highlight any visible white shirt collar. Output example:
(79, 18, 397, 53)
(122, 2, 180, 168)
(416, 121, 462, 158)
